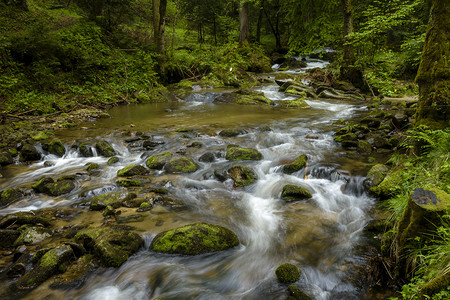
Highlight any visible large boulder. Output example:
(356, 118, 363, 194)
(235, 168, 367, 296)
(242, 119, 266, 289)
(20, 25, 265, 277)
(16, 244, 75, 289)
(78, 142, 94, 157)
(14, 226, 51, 246)
(117, 164, 148, 177)
(282, 154, 308, 174)
(146, 152, 172, 170)
(0, 212, 51, 229)
(50, 255, 95, 289)
(95, 140, 116, 157)
(364, 164, 389, 190)
(164, 157, 199, 173)
(227, 165, 257, 187)
(48, 138, 66, 157)
(281, 185, 312, 201)
(32, 176, 76, 196)
(75, 228, 143, 267)
(219, 129, 245, 137)
(225, 145, 263, 161)
(89, 192, 123, 211)
(275, 99, 311, 109)
(19, 144, 41, 162)
(150, 223, 239, 255)
(214, 91, 273, 106)
(275, 263, 301, 283)
(370, 165, 404, 199)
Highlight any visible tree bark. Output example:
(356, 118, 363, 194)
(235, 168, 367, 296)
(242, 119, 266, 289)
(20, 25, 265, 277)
(153, 0, 167, 77)
(414, 0, 450, 129)
(341, 0, 354, 66)
(239, 1, 249, 46)
(256, 2, 263, 44)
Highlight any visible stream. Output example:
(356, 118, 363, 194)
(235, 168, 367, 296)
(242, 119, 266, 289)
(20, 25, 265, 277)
(0, 59, 384, 299)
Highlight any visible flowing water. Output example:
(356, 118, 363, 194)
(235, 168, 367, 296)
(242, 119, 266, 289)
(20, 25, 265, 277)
(0, 61, 384, 299)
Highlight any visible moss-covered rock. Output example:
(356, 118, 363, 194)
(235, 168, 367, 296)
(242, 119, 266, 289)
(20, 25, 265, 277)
(274, 99, 311, 109)
(0, 229, 21, 249)
(89, 192, 123, 210)
(146, 152, 172, 170)
(214, 91, 273, 106)
(370, 165, 404, 199)
(117, 164, 148, 177)
(34, 179, 76, 197)
(227, 165, 257, 187)
(79, 142, 94, 157)
(357, 140, 372, 154)
(16, 244, 75, 289)
(0, 212, 51, 228)
(0, 152, 13, 166)
(50, 254, 95, 289)
(32, 176, 55, 193)
(1, 188, 23, 207)
(219, 129, 245, 137)
(364, 164, 389, 189)
(95, 140, 116, 157)
(31, 131, 49, 141)
(14, 226, 51, 246)
(282, 154, 308, 174)
(150, 223, 239, 255)
(419, 272, 450, 300)
(199, 152, 215, 163)
(225, 146, 263, 161)
(287, 284, 312, 300)
(281, 185, 312, 201)
(19, 144, 41, 162)
(48, 138, 65, 157)
(85, 163, 100, 171)
(107, 156, 120, 165)
(116, 179, 143, 187)
(275, 263, 301, 283)
(75, 228, 143, 267)
(164, 157, 199, 173)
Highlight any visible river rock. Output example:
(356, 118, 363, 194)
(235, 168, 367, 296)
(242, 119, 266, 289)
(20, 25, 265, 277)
(79, 142, 93, 157)
(150, 223, 239, 255)
(227, 165, 257, 187)
(219, 129, 245, 137)
(287, 284, 312, 300)
(108, 156, 120, 165)
(14, 226, 51, 246)
(199, 152, 215, 163)
(281, 185, 312, 201)
(214, 91, 273, 106)
(48, 138, 66, 157)
(50, 254, 95, 289)
(16, 244, 75, 289)
(282, 154, 308, 174)
(275, 263, 301, 283)
(95, 140, 116, 157)
(146, 152, 172, 170)
(85, 162, 99, 171)
(32, 177, 76, 196)
(116, 179, 143, 187)
(19, 144, 41, 162)
(75, 228, 143, 267)
(370, 165, 404, 199)
(225, 145, 263, 161)
(0, 152, 13, 166)
(89, 192, 123, 210)
(364, 164, 389, 189)
(0, 212, 51, 229)
(117, 164, 148, 176)
(357, 140, 372, 154)
(275, 99, 311, 109)
(164, 157, 199, 173)
(1, 188, 23, 207)
(0, 229, 21, 249)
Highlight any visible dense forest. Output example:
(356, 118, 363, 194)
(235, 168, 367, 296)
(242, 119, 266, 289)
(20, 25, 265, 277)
(0, 0, 449, 299)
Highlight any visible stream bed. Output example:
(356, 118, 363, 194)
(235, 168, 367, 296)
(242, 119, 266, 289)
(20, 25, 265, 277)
(0, 62, 387, 299)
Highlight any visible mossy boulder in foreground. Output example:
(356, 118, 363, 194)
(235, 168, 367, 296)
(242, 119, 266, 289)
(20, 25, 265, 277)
(1, 188, 23, 207)
(281, 185, 312, 201)
(117, 164, 148, 176)
(282, 154, 308, 174)
(275, 263, 301, 283)
(227, 165, 257, 187)
(150, 223, 239, 255)
(146, 152, 172, 170)
(19, 144, 41, 162)
(48, 138, 66, 157)
(225, 145, 263, 161)
(75, 228, 143, 267)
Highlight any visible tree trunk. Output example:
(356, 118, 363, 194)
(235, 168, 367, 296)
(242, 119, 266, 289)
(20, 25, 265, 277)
(256, 2, 263, 44)
(239, 1, 249, 46)
(341, 0, 354, 66)
(153, 0, 167, 77)
(414, 0, 450, 129)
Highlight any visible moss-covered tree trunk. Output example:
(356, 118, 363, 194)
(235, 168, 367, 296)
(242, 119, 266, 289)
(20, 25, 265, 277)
(153, 0, 167, 78)
(414, 0, 450, 129)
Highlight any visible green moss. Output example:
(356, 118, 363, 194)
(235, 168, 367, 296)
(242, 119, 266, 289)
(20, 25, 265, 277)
(366, 164, 390, 188)
(150, 223, 239, 255)
(1, 188, 22, 206)
(282, 154, 308, 174)
(164, 157, 199, 173)
(234, 94, 272, 105)
(275, 263, 301, 283)
(32, 131, 49, 141)
(420, 272, 450, 299)
(370, 165, 405, 199)
(49, 138, 65, 157)
(117, 164, 147, 176)
(95, 140, 116, 157)
(281, 185, 312, 201)
(117, 179, 143, 187)
(140, 202, 150, 208)
(227, 165, 257, 187)
(85, 163, 100, 171)
(287, 285, 312, 300)
(107, 156, 120, 165)
(225, 146, 263, 161)
(146, 152, 172, 169)
(89, 192, 123, 210)
(275, 99, 311, 109)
